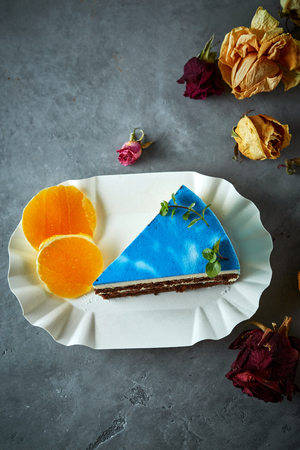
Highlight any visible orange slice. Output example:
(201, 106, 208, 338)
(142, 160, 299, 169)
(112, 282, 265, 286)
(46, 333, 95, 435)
(22, 185, 97, 250)
(37, 234, 103, 298)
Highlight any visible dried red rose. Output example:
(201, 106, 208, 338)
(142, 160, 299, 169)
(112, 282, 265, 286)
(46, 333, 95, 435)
(226, 317, 300, 402)
(177, 35, 224, 100)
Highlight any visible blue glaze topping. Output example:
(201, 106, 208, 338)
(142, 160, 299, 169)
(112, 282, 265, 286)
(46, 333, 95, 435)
(93, 185, 240, 285)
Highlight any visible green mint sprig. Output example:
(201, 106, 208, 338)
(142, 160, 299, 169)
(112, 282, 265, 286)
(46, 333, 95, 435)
(202, 238, 228, 278)
(159, 193, 210, 228)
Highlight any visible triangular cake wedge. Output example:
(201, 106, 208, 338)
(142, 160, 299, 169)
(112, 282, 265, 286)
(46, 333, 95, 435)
(94, 185, 240, 299)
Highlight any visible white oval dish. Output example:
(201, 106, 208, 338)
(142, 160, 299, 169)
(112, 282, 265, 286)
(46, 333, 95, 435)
(8, 171, 273, 349)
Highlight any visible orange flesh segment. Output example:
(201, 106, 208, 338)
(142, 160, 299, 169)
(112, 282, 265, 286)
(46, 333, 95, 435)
(37, 234, 103, 298)
(22, 185, 96, 250)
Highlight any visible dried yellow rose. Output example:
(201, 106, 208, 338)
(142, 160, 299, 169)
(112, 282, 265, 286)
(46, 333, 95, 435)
(233, 114, 291, 160)
(219, 7, 300, 98)
(280, 0, 300, 26)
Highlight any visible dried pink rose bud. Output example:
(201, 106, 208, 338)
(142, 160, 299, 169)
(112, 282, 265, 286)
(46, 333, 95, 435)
(226, 316, 300, 403)
(117, 129, 152, 166)
(117, 141, 142, 166)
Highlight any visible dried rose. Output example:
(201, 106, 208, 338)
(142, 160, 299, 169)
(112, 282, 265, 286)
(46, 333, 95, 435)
(177, 35, 224, 100)
(226, 317, 300, 403)
(232, 114, 291, 160)
(117, 129, 152, 166)
(279, 0, 300, 26)
(218, 7, 300, 99)
(278, 156, 300, 174)
(281, 63, 300, 91)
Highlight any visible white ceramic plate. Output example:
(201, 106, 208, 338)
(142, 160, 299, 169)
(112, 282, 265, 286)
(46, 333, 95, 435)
(8, 171, 273, 349)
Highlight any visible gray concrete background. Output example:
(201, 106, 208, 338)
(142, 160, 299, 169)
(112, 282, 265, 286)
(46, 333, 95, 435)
(1, 0, 300, 449)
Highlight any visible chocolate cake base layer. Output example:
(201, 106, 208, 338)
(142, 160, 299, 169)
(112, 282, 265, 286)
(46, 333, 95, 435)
(95, 273, 239, 299)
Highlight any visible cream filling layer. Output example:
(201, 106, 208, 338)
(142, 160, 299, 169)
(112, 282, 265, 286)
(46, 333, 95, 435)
(94, 270, 240, 290)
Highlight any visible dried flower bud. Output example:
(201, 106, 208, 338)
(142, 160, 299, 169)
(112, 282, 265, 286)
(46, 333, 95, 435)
(232, 114, 291, 160)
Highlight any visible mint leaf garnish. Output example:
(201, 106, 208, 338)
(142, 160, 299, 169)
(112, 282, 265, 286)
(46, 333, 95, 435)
(202, 248, 215, 261)
(159, 193, 210, 228)
(206, 260, 221, 278)
(188, 218, 200, 228)
(182, 211, 191, 220)
(159, 201, 169, 216)
(213, 238, 220, 254)
(202, 238, 228, 278)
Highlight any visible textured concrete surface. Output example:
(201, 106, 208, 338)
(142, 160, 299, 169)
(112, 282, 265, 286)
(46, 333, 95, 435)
(1, 0, 300, 449)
